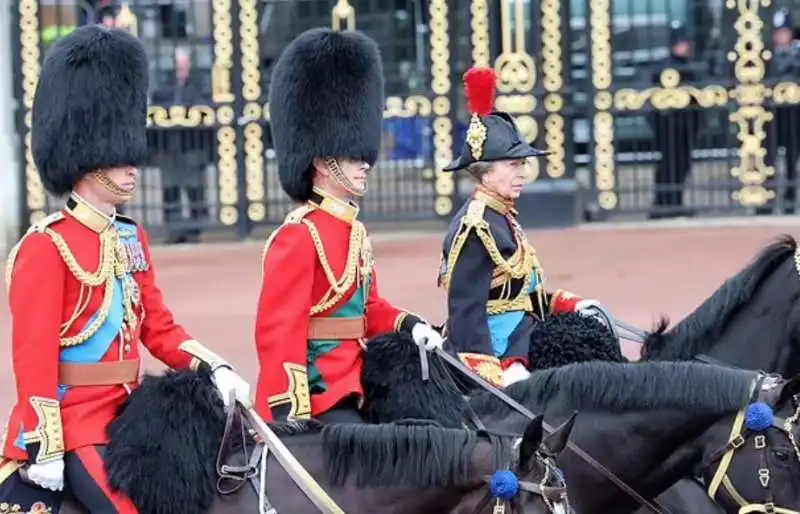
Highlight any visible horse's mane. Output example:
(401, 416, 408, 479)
(470, 361, 756, 418)
(106, 369, 513, 513)
(268, 418, 324, 437)
(643, 234, 797, 360)
(322, 423, 511, 488)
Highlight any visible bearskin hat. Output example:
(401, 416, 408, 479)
(268, 28, 385, 203)
(32, 25, 149, 197)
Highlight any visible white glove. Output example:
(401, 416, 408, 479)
(26, 458, 65, 491)
(411, 323, 444, 351)
(212, 367, 253, 409)
(503, 362, 531, 387)
(575, 299, 613, 330)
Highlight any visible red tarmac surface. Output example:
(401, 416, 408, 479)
(0, 224, 796, 417)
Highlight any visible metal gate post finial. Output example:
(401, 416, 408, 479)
(332, 0, 355, 31)
(115, 3, 138, 38)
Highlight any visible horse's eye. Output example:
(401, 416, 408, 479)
(773, 448, 792, 463)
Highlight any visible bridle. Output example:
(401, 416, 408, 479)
(428, 347, 800, 514)
(212, 402, 261, 497)
(702, 373, 800, 514)
(424, 346, 670, 513)
(469, 436, 570, 514)
(213, 401, 337, 514)
(212, 400, 570, 514)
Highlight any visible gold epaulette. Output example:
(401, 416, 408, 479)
(440, 199, 494, 290)
(5, 212, 65, 293)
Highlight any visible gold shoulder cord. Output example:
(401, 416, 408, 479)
(439, 200, 487, 291)
(260, 206, 373, 316)
(302, 219, 370, 315)
(6, 212, 136, 348)
(5, 212, 64, 292)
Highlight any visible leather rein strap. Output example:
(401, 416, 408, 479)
(433, 348, 669, 514)
(236, 401, 347, 514)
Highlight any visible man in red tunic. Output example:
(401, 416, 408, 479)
(0, 25, 251, 513)
(254, 28, 443, 423)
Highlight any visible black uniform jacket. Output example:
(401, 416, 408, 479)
(438, 187, 550, 384)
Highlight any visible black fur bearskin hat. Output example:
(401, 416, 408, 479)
(268, 28, 385, 203)
(32, 25, 149, 196)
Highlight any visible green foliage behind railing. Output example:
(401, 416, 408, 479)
(41, 25, 77, 48)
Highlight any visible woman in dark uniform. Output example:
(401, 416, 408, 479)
(438, 67, 618, 387)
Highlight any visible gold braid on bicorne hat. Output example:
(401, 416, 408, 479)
(463, 67, 497, 161)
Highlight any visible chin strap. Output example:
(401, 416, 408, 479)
(91, 171, 135, 200)
(324, 157, 366, 197)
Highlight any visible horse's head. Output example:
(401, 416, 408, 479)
(643, 235, 800, 374)
(701, 373, 800, 513)
(454, 414, 576, 514)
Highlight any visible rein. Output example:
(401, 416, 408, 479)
(217, 395, 347, 514)
(215, 400, 259, 494)
(427, 347, 671, 514)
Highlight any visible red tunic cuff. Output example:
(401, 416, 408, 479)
(458, 353, 504, 388)
(501, 356, 528, 370)
(394, 312, 424, 334)
(549, 289, 583, 314)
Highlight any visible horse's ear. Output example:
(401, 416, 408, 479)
(518, 415, 544, 471)
(541, 411, 577, 457)
(778, 375, 800, 406)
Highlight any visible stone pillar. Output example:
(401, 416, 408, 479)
(0, 5, 21, 258)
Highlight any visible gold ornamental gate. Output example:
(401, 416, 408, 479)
(14, 0, 247, 235)
(587, 0, 800, 217)
(13, 0, 574, 235)
(12, 0, 460, 235)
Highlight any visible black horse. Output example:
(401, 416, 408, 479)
(518, 235, 800, 375)
(522, 235, 800, 374)
(503, 235, 800, 514)
(59, 369, 576, 514)
(469, 361, 800, 514)
(635, 235, 800, 514)
(363, 347, 800, 514)
(643, 234, 800, 375)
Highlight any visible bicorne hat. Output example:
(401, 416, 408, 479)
(32, 25, 149, 196)
(268, 28, 385, 203)
(443, 67, 547, 172)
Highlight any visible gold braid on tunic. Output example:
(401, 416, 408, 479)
(439, 199, 546, 316)
(5, 210, 138, 348)
(261, 204, 374, 316)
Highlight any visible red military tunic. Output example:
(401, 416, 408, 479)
(255, 188, 422, 420)
(0, 194, 223, 464)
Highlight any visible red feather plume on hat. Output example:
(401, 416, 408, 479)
(463, 67, 497, 116)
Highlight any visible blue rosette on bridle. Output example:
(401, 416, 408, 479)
(489, 470, 520, 500)
(745, 401, 774, 432)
